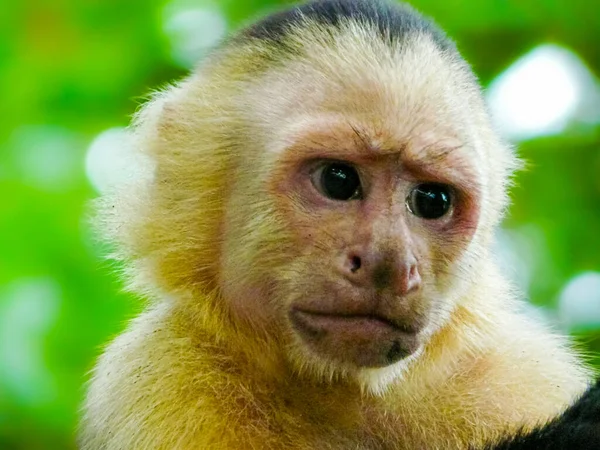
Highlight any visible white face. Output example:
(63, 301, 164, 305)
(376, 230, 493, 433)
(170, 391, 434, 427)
(218, 29, 509, 390)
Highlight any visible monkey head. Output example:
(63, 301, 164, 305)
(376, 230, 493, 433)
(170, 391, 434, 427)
(109, 1, 518, 391)
(217, 19, 517, 385)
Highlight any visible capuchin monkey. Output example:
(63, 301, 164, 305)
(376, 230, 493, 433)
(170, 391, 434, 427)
(80, 0, 596, 449)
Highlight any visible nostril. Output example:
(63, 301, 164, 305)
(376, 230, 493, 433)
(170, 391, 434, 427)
(350, 256, 362, 273)
(406, 265, 421, 293)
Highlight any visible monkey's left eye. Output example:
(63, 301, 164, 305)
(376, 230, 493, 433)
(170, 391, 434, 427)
(407, 183, 452, 220)
(311, 162, 362, 201)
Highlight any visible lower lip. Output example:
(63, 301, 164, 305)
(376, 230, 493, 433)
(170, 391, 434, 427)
(290, 309, 421, 367)
(289, 309, 421, 367)
(290, 310, 411, 338)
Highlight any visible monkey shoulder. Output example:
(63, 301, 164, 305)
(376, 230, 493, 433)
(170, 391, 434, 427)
(79, 304, 230, 449)
(484, 379, 600, 450)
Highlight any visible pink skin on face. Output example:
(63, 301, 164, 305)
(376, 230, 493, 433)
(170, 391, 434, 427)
(267, 120, 481, 368)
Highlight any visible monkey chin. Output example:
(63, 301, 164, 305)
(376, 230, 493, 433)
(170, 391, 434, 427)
(289, 308, 424, 391)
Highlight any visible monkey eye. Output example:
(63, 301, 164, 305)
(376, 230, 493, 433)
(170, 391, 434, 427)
(311, 162, 362, 201)
(407, 183, 452, 219)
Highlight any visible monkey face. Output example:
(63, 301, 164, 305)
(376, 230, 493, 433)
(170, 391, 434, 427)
(268, 121, 481, 370)
(221, 120, 482, 375)
(218, 32, 509, 382)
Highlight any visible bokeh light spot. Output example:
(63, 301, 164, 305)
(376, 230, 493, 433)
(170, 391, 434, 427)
(162, 1, 227, 68)
(558, 272, 600, 330)
(487, 44, 598, 141)
(0, 278, 61, 406)
(10, 125, 81, 191)
(85, 127, 154, 194)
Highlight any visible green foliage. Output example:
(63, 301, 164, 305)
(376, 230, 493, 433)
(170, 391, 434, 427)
(0, 1, 598, 448)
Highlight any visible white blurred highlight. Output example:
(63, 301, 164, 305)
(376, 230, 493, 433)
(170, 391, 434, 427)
(0, 278, 60, 405)
(163, 1, 227, 68)
(85, 127, 154, 194)
(558, 272, 600, 330)
(10, 125, 80, 191)
(487, 44, 600, 141)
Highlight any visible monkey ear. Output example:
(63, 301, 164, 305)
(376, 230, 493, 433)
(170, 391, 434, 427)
(97, 77, 236, 297)
(127, 83, 199, 179)
(130, 89, 178, 153)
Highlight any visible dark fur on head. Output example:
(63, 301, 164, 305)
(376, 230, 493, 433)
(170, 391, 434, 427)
(242, 0, 453, 50)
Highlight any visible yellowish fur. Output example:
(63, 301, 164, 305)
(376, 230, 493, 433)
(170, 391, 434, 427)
(81, 15, 591, 450)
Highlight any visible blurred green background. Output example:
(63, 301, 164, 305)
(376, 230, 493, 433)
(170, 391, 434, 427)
(1, 0, 599, 448)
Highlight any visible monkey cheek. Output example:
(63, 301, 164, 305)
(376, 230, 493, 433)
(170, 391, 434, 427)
(289, 311, 420, 368)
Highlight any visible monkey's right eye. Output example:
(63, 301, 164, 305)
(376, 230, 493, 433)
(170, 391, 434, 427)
(312, 162, 362, 201)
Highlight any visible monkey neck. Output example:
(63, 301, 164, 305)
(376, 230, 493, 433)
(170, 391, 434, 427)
(389, 261, 515, 397)
(175, 291, 371, 427)
(179, 287, 290, 381)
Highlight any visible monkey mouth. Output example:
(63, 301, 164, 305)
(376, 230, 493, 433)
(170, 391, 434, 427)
(289, 308, 421, 368)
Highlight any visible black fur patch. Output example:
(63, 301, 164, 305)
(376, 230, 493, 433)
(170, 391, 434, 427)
(386, 340, 407, 363)
(242, 0, 452, 50)
(484, 379, 600, 450)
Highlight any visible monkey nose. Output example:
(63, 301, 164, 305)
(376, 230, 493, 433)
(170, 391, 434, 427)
(341, 250, 421, 296)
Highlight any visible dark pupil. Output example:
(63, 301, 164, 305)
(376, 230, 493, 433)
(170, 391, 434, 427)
(411, 184, 451, 219)
(321, 163, 360, 201)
